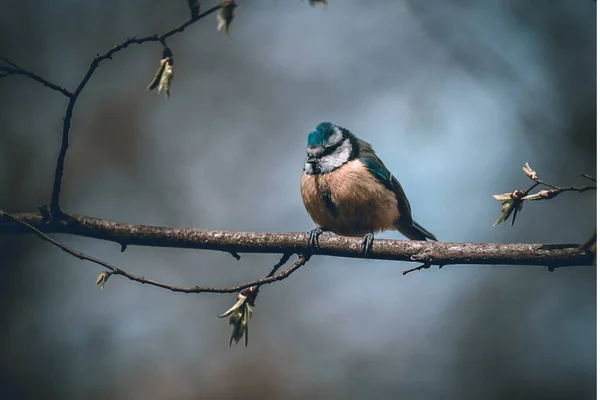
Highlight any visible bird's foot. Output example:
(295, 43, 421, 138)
(362, 232, 375, 256)
(308, 227, 325, 250)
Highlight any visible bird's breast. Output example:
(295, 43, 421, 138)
(300, 159, 400, 236)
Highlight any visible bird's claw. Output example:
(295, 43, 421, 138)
(308, 227, 324, 250)
(362, 232, 375, 256)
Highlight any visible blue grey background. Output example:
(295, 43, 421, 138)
(0, 1, 596, 399)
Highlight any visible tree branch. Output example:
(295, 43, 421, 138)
(493, 164, 596, 227)
(32, 4, 223, 217)
(0, 58, 72, 97)
(1, 1, 594, 346)
(521, 163, 596, 198)
(0, 212, 593, 270)
(0, 210, 310, 294)
(581, 173, 596, 183)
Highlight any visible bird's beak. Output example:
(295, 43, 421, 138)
(306, 156, 316, 163)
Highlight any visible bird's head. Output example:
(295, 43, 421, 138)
(304, 122, 357, 175)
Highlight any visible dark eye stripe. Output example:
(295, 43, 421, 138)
(321, 145, 336, 157)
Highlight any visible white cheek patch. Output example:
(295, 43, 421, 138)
(318, 139, 352, 173)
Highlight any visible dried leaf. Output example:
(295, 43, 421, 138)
(522, 162, 538, 181)
(158, 58, 174, 99)
(96, 271, 109, 290)
(229, 309, 244, 346)
(493, 193, 513, 201)
(217, 0, 237, 37)
(309, 0, 328, 8)
(218, 293, 247, 318)
(494, 190, 526, 226)
(493, 200, 515, 226)
(220, 292, 253, 347)
(147, 59, 167, 91)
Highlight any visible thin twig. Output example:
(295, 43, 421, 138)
(265, 252, 293, 278)
(241, 252, 295, 306)
(524, 182, 539, 195)
(551, 185, 596, 195)
(0, 60, 72, 97)
(581, 173, 596, 183)
(48, 4, 223, 216)
(0, 210, 309, 294)
(187, 0, 201, 19)
(522, 163, 595, 194)
(1, 57, 18, 68)
(403, 263, 431, 275)
(535, 179, 561, 190)
(0, 210, 120, 275)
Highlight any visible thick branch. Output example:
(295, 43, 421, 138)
(0, 213, 592, 269)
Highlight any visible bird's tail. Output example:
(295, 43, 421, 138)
(397, 221, 438, 241)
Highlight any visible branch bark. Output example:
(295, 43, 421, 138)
(0, 213, 592, 270)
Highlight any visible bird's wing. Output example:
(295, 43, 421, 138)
(357, 140, 414, 224)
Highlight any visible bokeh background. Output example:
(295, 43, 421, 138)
(0, 1, 596, 399)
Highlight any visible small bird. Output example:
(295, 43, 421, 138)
(300, 122, 437, 254)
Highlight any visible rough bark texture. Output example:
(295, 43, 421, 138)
(0, 213, 592, 269)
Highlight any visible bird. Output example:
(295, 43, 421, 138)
(300, 122, 437, 254)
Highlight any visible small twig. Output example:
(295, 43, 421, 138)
(549, 185, 596, 196)
(577, 230, 596, 263)
(243, 252, 294, 305)
(524, 182, 539, 195)
(117, 253, 308, 294)
(581, 173, 596, 183)
(47, 4, 223, 217)
(0, 60, 72, 97)
(265, 252, 293, 278)
(0, 210, 310, 294)
(187, 0, 201, 19)
(0, 210, 121, 275)
(403, 263, 431, 275)
(521, 163, 595, 193)
(1, 57, 18, 68)
(517, 163, 596, 200)
(535, 179, 561, 190)
(578, 231, 596, 248)
(122, 253, 309, 294)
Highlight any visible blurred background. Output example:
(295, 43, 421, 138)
(0, 0, 596, 399)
